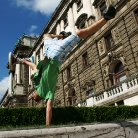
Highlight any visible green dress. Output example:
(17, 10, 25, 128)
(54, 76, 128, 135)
(32, 58, 62, 101)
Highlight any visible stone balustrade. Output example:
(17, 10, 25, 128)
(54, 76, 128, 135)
(77, 73, 138, 107)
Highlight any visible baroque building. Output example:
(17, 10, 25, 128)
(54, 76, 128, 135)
(1, 34, 37, 107)
(1, 0, 138, 108)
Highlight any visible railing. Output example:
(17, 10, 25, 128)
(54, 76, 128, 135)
(77, 73, 138, 107)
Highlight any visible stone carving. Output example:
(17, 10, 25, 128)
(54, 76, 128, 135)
(63, 70, 67, 83)
(98, 38, 106, 56)
(119, 54, 126, 66)
(81, 79, 95, 91)
(110, 0, 118, 5)
(103, 64, 109, 77)
(71, 64, 75, 77)
(107, 51, 126, 66)
(111, 27, 121, 45)
(107, 52, 115, 62)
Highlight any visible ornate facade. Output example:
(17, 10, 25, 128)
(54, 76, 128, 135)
(1, 0, 138, 108)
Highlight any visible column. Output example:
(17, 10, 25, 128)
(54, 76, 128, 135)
(60, 20, 64, 31)
(83, 0, 92, 16)
(29, 67, 31, 85)
(68, 6, 75, 33)
(16, 64, 21, 84)
(40, 48, 43, 60)
(56, 23, 61, 35)
(8, 71, 13, 96)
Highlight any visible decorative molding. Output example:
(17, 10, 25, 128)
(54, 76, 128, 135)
(98, 38, 106, 56)
(63, 70, 67, 83)
(107, 51, 126, 66)
(75, 13, 88, 28)
(81, 80, 95, 90)
(111, 26, 121, 45)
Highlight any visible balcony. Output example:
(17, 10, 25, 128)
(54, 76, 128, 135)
(76, 72, 138, 107)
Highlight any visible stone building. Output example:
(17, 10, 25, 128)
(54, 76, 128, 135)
(1, 0, 138, 108)
(0, 34, 37, 107)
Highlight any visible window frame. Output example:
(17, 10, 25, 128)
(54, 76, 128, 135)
(64, 17, 68, 29)
(134, 9, 138, 24)
(67, 66, 72, 80)
(104, 33, 114, 50)
(114, 62, 126, 83)
(77, 0, 83, 12)
(82, 52, 89, 68)
(86, 89, 94, 97)
(114, 70, 126, 83)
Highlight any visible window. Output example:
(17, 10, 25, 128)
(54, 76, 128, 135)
(75, 13, 87, 29)
(82, 52, 89, 68)
(37, 51, 40, 62)
(77, 0, 83, 12)
(86, 89, 94, 97)
(67, 88, 76, 106)
(134, 9, 138, 23)
(80, 23, 85, 29)
(99, 1, 107, 15)
(114, 62, 126, 83)
(105, 33, 114, 50)
(64, 18, 68, 29)
(67, 66, 72, 80)
(116, 100, 124, 106)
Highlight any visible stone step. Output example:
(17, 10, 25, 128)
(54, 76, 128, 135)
(0, 120, 138, 138)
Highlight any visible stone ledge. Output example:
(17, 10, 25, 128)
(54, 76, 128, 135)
(0, 120, 138, 138)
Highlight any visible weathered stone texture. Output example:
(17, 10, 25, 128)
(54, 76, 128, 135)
(1, 120, 138, 138)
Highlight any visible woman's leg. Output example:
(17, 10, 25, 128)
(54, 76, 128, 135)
(22, 59, 37, 73)
(33, 91, 42, 102)
(46, 99, 53, 126)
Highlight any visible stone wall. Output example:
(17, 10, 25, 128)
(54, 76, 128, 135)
(1, 120, 138, 138)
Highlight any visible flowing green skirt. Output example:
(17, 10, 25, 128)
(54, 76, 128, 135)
(32, 59, 61, 101)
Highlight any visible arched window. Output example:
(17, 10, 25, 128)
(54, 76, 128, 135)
(114, 62, 126, 82)
(67, 88, 76, 106)
(75, 13, 87, 29)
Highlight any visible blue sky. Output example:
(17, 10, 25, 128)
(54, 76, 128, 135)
(0, 0, 61, 101)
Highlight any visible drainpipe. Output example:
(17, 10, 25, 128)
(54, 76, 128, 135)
(61, 71, 66, 106)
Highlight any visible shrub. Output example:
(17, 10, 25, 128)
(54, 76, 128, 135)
(0, 105, 138, 127)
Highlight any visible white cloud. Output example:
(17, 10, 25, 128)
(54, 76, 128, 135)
(29, 25, 38, 36)
(29, 25, 37, 32)
(0, 77, 8, 101)
(13, 0, 61, 15)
